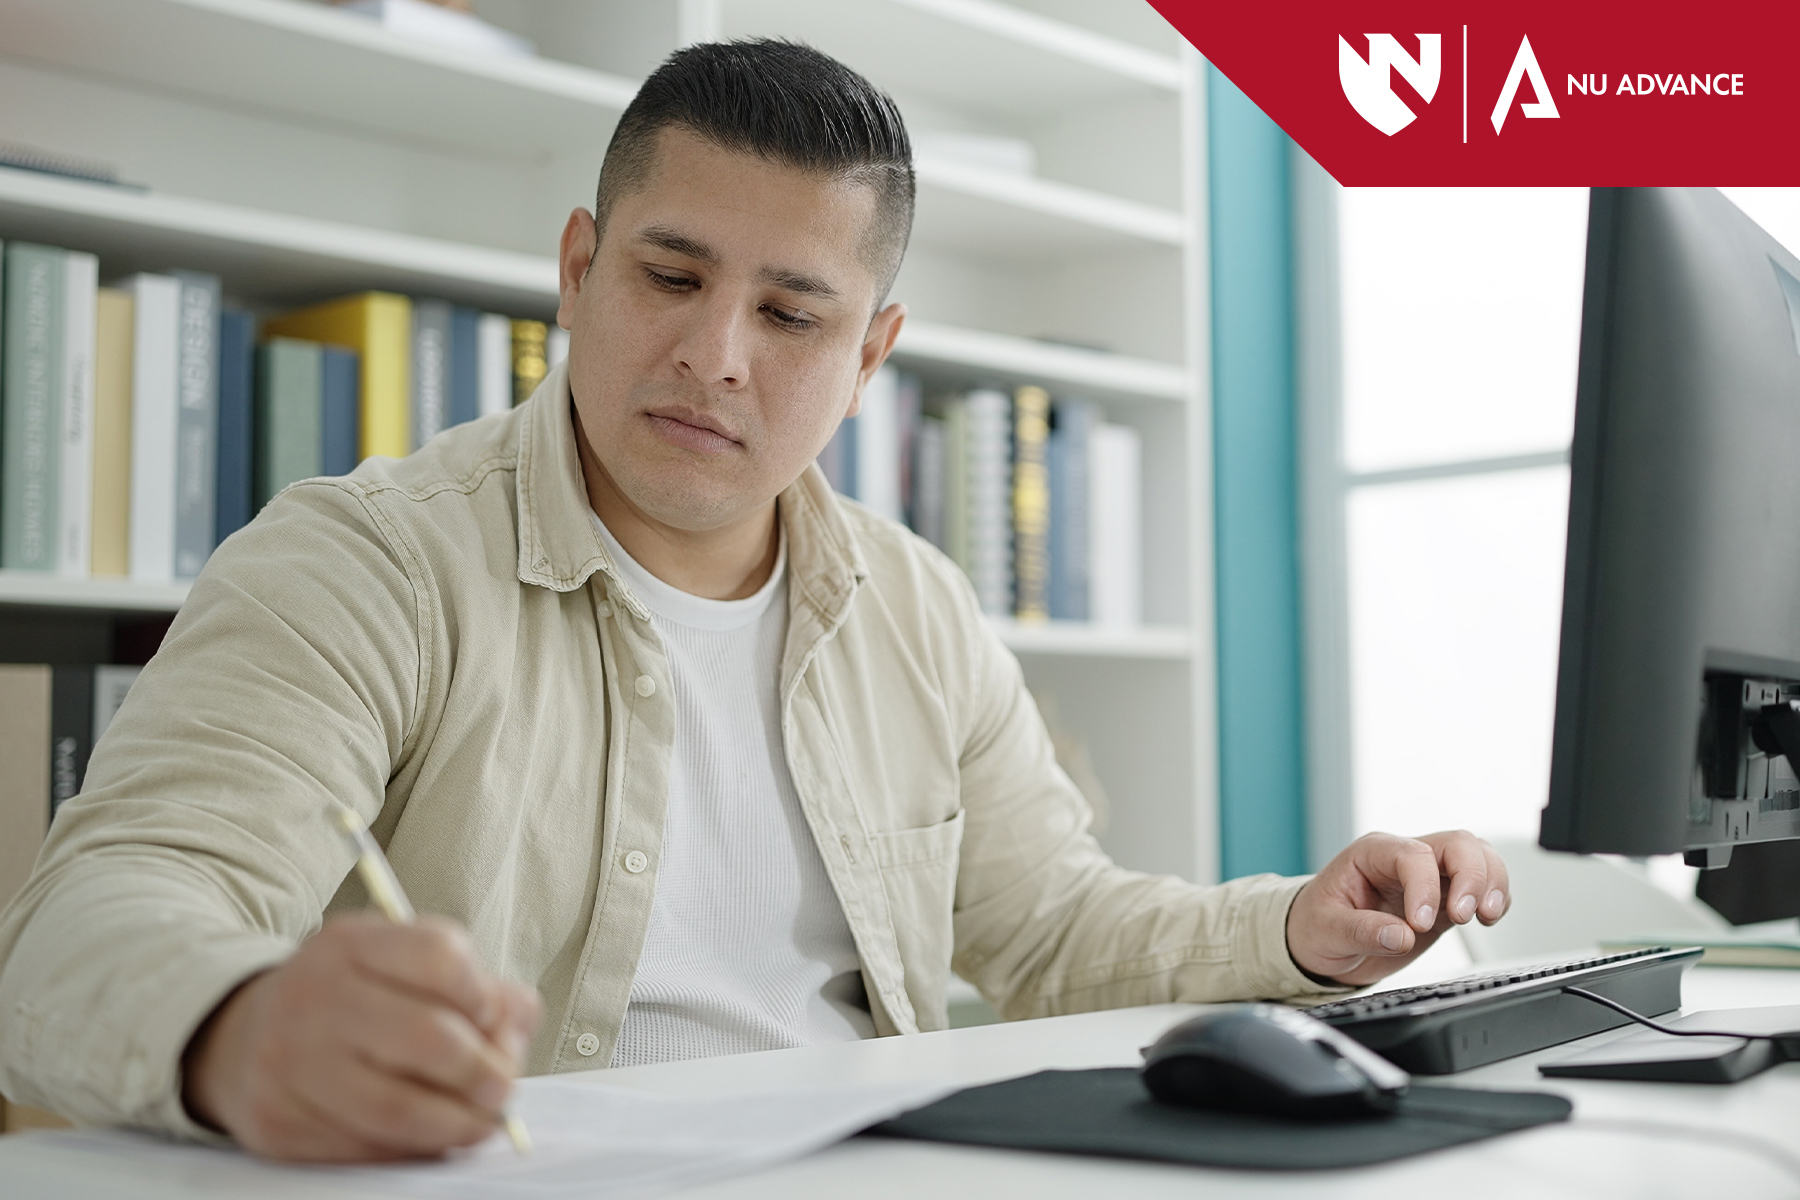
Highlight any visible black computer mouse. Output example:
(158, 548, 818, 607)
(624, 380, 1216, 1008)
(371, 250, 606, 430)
(1141, 1003, 1411, 1119)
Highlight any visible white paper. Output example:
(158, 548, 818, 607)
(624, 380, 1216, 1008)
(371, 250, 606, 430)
(36, 1076, 955, 1200)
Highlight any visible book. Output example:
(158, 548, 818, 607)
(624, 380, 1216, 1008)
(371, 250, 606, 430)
(50, 665, 93, 814)
(0, 664, 51, 912)
(511, 319, 547, 405)
(448, 305, 480, 428)
(2, 243, 64, 572)
(92, 664, 142, 748)
(1046, 399, 1096, 622)
(56, 250, 98, 580)
(818, 412, 857, 497)
(912, 415, 946, 552)
(321, 346, 361, 476)
(1600, 934, 1800, 969)
(477, 313, 512, 417)
(895, 371, 922, 524)
(1090, 422, 1142, 628)
(265, 292, 411, 460)
(411, 298, 451, 450)
(1010, 386, 1051, 621)
(123, 273, 180, 584)
(546, 325, 570, 371)
(942, 398, 968, 570)
(854, 365, 902, 522)
(90, 287, 133, 577)
(339, 0, 536, 57)
(963, 388, 1013, 617)
(213, 308, 256, 544)
(256, 338, 323, 506)
(172, 271, 221, 580)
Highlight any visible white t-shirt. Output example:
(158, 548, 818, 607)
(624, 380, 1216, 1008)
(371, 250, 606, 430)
(593, 514, 874, 1067)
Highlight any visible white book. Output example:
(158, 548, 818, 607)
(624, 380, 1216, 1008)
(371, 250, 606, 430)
(963, 388, 1013, 617)
(853, 365, 901, 522)
(124, 273, 181, 585)
(92, 664, 143, 749)
(340, 0, 535, 57)
(57, 252, 98, 580)
(546, 325, 570, 371)
(477, 312, 512, 417)
(1089, 423, 1141, 628)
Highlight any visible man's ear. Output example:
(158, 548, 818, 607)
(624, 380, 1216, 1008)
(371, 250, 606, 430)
(847, 302, 907, 418)
(557, 208, 599, 332)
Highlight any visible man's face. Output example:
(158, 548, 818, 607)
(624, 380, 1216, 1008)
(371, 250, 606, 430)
(557, 127, 903, 535)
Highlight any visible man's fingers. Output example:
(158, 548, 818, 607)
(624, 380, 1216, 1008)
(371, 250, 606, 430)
(1345, 906, 1415, 957)
(303, 1055, 500, 1158)
(1478, 841, 1511, 924)
(336, 972, 515, 1109)
(1378, 838, 1442, 931)
(1434, 831, 1489, 925)
(343, 916, 505, 1031)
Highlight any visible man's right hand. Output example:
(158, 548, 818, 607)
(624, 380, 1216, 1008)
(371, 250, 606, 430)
(181, 913, 542, 1162)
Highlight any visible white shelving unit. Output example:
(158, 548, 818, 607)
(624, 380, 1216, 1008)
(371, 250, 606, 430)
(0, 0, 1217, 882)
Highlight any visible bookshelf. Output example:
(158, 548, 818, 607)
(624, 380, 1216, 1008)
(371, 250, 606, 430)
(0, 0, 1218, 883)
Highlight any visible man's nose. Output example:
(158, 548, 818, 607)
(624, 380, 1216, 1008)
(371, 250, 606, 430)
(672, 293, 751, 388)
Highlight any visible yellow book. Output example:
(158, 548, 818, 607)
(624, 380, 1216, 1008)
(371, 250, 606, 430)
(512, 319, 546, 406)
(1011, 385, 1051, 622)
(265, 292, 411, 460)
(90, 288, 133, 577)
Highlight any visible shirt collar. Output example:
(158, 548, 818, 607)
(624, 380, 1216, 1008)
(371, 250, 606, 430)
(513, 362, 868, 631)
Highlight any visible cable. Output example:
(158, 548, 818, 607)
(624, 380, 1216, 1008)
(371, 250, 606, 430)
(1560, 985, 1783, 1045)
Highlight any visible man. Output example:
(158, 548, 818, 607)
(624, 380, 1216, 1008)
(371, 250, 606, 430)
(0, 41, 1510, 1162)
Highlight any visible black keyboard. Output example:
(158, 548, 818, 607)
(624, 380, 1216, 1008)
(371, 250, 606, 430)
(1304, 945, 1704, 1074)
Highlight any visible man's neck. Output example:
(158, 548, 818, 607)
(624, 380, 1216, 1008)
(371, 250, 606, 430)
(574, 407, 780, 602)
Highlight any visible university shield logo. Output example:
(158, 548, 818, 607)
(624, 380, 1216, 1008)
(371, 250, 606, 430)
(1338, 34, 1441, 136)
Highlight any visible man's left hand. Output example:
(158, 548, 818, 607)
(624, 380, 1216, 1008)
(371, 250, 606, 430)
(1286, 831, 1510, 987)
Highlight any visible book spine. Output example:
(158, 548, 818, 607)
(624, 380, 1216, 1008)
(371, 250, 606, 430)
(172, 271, 220, 580)
(0, 665, 52, 913)
(1090, 423, 1142, 628)
(477, 313, 512, 416)
(91, 664, 144, 749)
(411, 299, 451, 450)
(57, 252, 97, 579)
(943, 399, 968, 571)
(320, 346, 361, 476)
(855, 365, 902, 522)
(2, 244, 64, 571)
(90, 288, 134, 577)
(1011, 385, 1050, 621)
(912, 415, 946, 552)
(126, 274, 180, 584)
(511, 320, 546, 406)
(448, 306, 480, 428)
(546, 326, 569, 372)
(50, 664, 94, 814)
(895, 370, 922, 527)
(818, 416, 857, 497)
(213, 309, 256, 544)
(964, 389, 1013, 617)
(255, 339, 323, 506)
(1047, 400, 1094, 622)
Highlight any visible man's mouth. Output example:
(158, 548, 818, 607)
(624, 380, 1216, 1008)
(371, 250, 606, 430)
(644, 406, 741, 453)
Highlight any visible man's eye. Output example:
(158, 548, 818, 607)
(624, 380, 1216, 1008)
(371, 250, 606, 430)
(645, 269, 695, 291)
(762, 304, 814, 330)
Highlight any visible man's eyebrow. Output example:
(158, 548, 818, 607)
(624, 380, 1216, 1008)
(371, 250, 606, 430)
(635, 225, 717, 264)
(756, 266, 840, 301)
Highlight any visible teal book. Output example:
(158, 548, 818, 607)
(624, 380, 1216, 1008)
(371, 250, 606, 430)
(172, 271, 221, 580)
(2, 242, 65, 571)
(256, 338, 324, 507)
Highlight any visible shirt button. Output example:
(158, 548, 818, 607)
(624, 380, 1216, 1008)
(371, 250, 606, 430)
(635, 675, 656, 697)
(596, 601, 613, 619)
(624, 850, 649, 873)
(575, 1032, 600, 1057)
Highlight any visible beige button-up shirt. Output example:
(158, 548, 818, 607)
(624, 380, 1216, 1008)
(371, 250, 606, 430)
(0, 365, 1325, 1136)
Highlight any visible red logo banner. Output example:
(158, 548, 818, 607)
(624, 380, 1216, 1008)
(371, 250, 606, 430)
(1149, 1, 1800, 184)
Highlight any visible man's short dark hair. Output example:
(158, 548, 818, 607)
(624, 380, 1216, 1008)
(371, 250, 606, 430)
(594, 39, 915, 309)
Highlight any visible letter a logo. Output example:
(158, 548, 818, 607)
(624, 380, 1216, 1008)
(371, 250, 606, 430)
(1491, 35, 1560, 133)
(1339, 34, 1441, 136)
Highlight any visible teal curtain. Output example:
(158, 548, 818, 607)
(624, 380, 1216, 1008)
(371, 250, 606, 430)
(1208, 66, 1307, 879)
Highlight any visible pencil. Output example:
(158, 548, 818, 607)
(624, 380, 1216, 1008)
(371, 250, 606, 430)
(331, 803, 534, 1156)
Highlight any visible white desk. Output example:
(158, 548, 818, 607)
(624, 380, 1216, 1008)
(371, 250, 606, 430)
(6, 967, 1800, 1199)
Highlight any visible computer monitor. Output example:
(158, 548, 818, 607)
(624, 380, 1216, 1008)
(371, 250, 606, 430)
(1539, 187, 1800, 871)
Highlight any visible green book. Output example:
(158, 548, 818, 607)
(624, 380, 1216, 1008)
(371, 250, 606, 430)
(255, 338, 323, 507)
(2, 243, 65, 571)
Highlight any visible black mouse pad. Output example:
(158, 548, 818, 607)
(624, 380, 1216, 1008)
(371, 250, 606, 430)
(863, 1069, 1572, 1170)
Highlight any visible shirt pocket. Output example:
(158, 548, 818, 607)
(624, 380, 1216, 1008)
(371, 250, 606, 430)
(870, 809, 965, 1032)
